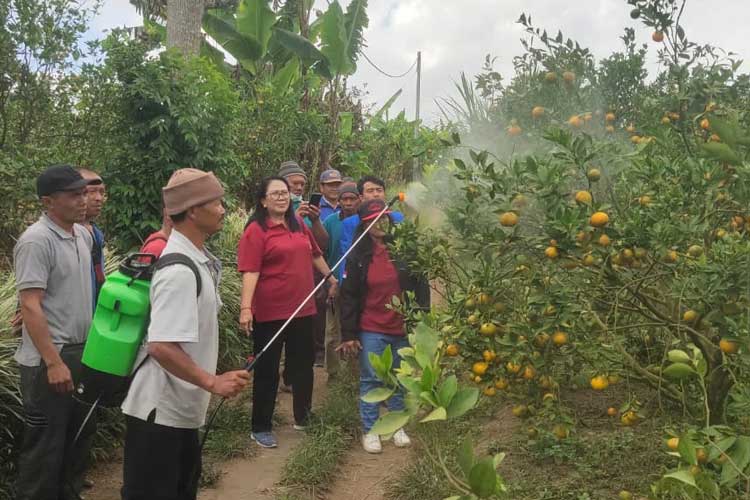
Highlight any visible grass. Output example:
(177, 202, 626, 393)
(199, 392, 257, 487)
(277, 364, 360, 497)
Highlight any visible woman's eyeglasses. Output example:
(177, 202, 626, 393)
(266, 190, 290, 200)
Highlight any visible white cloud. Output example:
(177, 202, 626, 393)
(87, 0, 750, 124)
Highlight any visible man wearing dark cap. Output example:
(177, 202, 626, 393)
(13, 164, 96, 499)
(318, 168, 343, 221)
(121, 168, 249, 500)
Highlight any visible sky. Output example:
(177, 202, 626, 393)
(87, 0, 749, 124)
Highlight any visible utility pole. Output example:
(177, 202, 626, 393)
(413, 51, 422, 181)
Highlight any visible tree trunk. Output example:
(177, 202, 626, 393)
(167, 0, 205, 56)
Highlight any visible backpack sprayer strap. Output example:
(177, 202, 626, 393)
(153, 253, 203, 297)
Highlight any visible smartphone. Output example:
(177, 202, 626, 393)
(309, 193, 322, 207)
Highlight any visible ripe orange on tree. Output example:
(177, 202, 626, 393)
(607, 407, 618, 417)
(590, 211, 610, 227)
(666, 437, 680, 451)
(483, 386, 497, 397)
(552, 331, 568, 346)
(652, 31, 665, 42)
(445, 344, 459, 356)
(587, 168, 601, 181)
(605, 112, 616, 122)
(506, 361, 522, 374)
(499, 211, 519, 227)
(507, 124, 522, 137)
(700, 118, 710, 130)
(590, 375, 610, 390)
(552, 424, 570, 439)
(720, 339, 739, 354)
(598, 234, 611, 246)
(562, 71, 576, 84)
(639, 195, 652, 207)
(482, 349, 496, 362)
(683, 309, 699, 323)
(531, 106, 545, 118)
(494, 378, 509, 390)
(545, 246, 559, 259)
(472, 361, 489, 376)
(479, 323, 498, 336)
(568, 115, 583, 128)
(534, 332, 550, 347)
(575, 190, 593, 205)
(523, 365, 537, 380)
(544, 71, 557, 83)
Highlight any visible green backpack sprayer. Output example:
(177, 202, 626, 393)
(74, 252, 202, 408)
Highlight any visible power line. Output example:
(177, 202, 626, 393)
(361, 51, 418, 78)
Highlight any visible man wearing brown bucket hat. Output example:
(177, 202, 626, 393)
(121, 168, 250, 500)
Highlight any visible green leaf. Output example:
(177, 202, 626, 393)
(722, 436, 750, 485)
(420, 365, 437, 392)
(343, 0, 368, 64)
(420, 406, 447, 423)
(203, 10, 263, 71)
(373, 89, 402, 120)
(707, 116, 739, 148)
(319, 1, 355, 76)
(270, 57, 299, 92)
(700, 142, 742, 165)
(667, 349, 690, 364)
(677, 433, 697, 465)
(361, 386, 395, 403)
(457, 437, 475, 477)
(446, 387, 479, 419)
(369, 410, 410, 436)
(236, 0, 276, 56)
(663, 469, 697, 488)
(468, 458, 497, 497)
(663, 362, 696, 381)
(414, 322, 439, 369)
(437, 375, 458, 408)
(273, 28, 331, 78)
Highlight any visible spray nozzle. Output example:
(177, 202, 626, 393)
(388, 192, 406, 206)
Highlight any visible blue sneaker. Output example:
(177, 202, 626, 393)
(251, 431, 278, 448)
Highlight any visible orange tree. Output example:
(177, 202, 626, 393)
(386, 1, 750, 496)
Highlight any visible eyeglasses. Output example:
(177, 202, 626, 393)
(266, 190, 290, 200)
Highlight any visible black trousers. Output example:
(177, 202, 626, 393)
(252, 316, 314, 432)
(121, 413, 201, 500)
(15, 344, 96, 500)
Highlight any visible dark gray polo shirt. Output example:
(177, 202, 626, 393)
(13, 214, 93, 367)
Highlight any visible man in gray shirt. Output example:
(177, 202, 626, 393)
(13, 164, 95, 499)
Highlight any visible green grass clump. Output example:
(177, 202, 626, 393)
(279, 366, 359, 495)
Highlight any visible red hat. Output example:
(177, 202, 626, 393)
(359, 198, 391, 222)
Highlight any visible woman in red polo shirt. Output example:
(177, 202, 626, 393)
(338, 199, 430, 454)
(238, 176, 338, 449)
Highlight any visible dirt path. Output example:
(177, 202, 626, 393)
(324, 438, 410, 500)
(87, 367, 329, 500)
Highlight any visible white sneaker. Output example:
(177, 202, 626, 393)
(362, 433, 382, 453)
(393, 428, 411, 448)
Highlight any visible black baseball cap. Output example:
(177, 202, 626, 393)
(37, 164, 91, 197)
